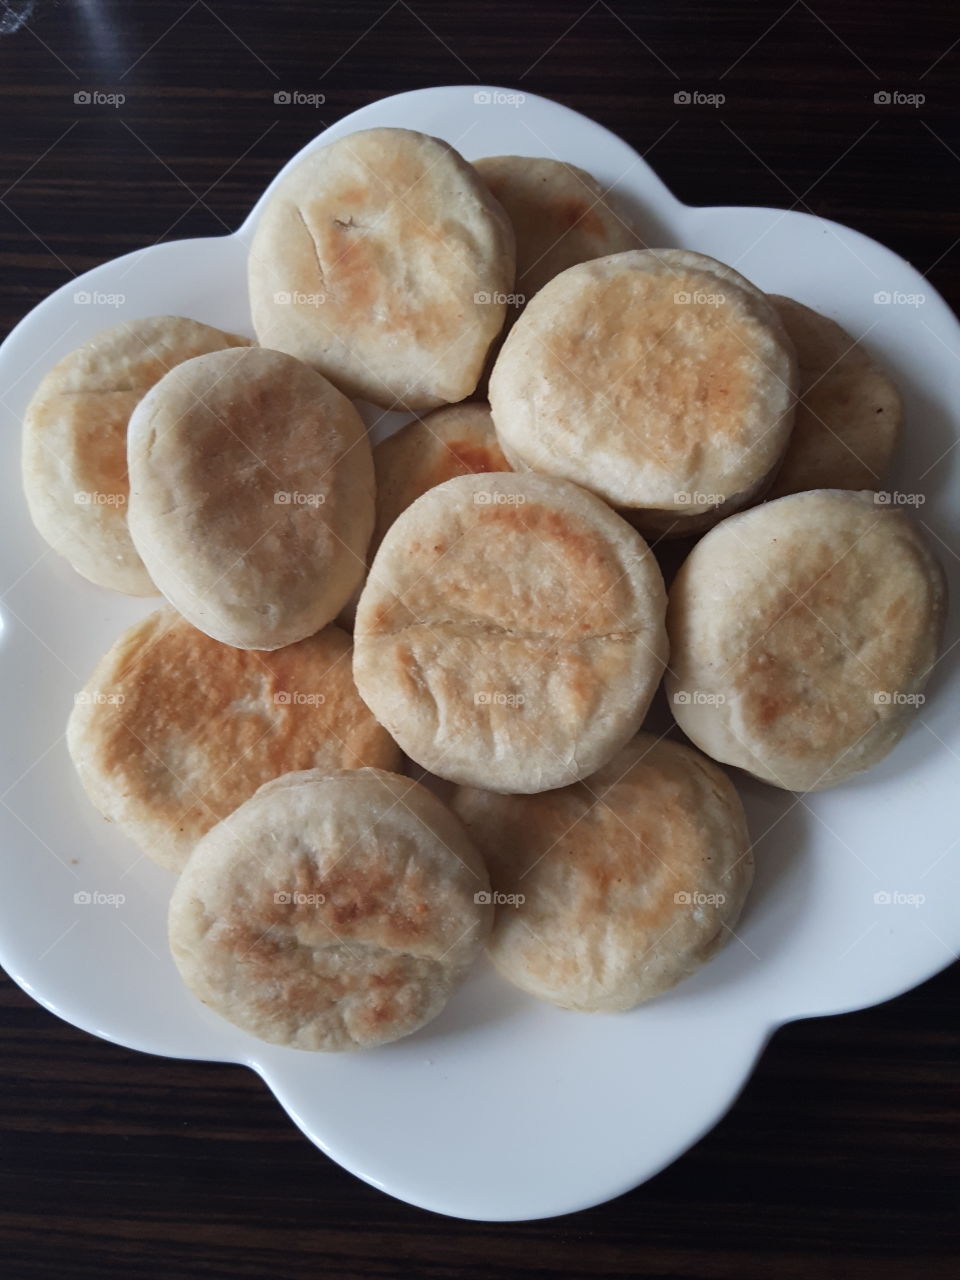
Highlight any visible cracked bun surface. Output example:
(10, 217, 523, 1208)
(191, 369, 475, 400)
(168, 768, 492, 1050)
(353, 471, 668, 793)
(248, 128, 516, 410)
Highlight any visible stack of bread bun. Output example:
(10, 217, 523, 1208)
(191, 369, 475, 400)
(23, 127, 943, 1051)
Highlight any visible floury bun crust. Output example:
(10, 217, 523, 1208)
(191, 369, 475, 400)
(489, 250, 797, 535)
(766, 295, 902, 498)
(667, 490, 945, 791)
(67, 609, 400, 870)
(21, 316, 249, 595)
(248, 128, 516, 410)
(372, 401, 510, 551)
(353, 472, 669, 793)
(127, 346, 374, 650)
(452, 733, 753, 1012)
(472, 156, 640, 302)
(168, 768, 492, 1050)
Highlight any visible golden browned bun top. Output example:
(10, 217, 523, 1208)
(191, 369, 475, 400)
(67, 609, 400, 869)
(453, 732, 753, 1011)
(354, 471, 668, 792)
(490, 249, 797, 514)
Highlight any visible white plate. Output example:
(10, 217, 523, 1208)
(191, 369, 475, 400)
(0, 85, 957, 1223)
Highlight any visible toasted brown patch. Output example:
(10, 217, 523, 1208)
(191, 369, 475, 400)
(490, 250, 796, 516)
(452, 734, 753, 1011)
(372, 402, 511, 550)
(68, 610, 400, 869)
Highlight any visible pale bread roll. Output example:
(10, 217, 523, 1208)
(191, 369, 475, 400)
(453, 733, 753, 1011)
(248, 127, 515, 410)
(373, 402, 510, 550)
(667, 490, 945, 791)
(353, 472, 668, 792)
(767, 296, 902, 497)
(490, 250, 797, 536)
(67, 609, 400, 870)
(168, 768, 492, 1050)
(21, 316, 249, 594)
(473, 156, 639, 302)
(127, 346, 374, 650)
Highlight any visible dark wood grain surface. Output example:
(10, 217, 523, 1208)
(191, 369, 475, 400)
(1, 1, 957, 1275)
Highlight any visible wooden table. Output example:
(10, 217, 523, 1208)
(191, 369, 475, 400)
(1, 2, 957, 1275)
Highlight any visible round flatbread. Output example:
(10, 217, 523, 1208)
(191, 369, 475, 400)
(67, 610, 400, 870)
(473, 155, 640, 303)
(248, 127, 516, 410)
(767, 295, 902, 497)
(353, 471, 668, 792)
(21, 315, 249, 594)
(127, 346, 374, 650)
(168, 768, 492, 1050)
(453, 733, 753, 1011)
(373, 401, 510, 550)
(490, 250, 797, 535)
(666, 490, 945, 790)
